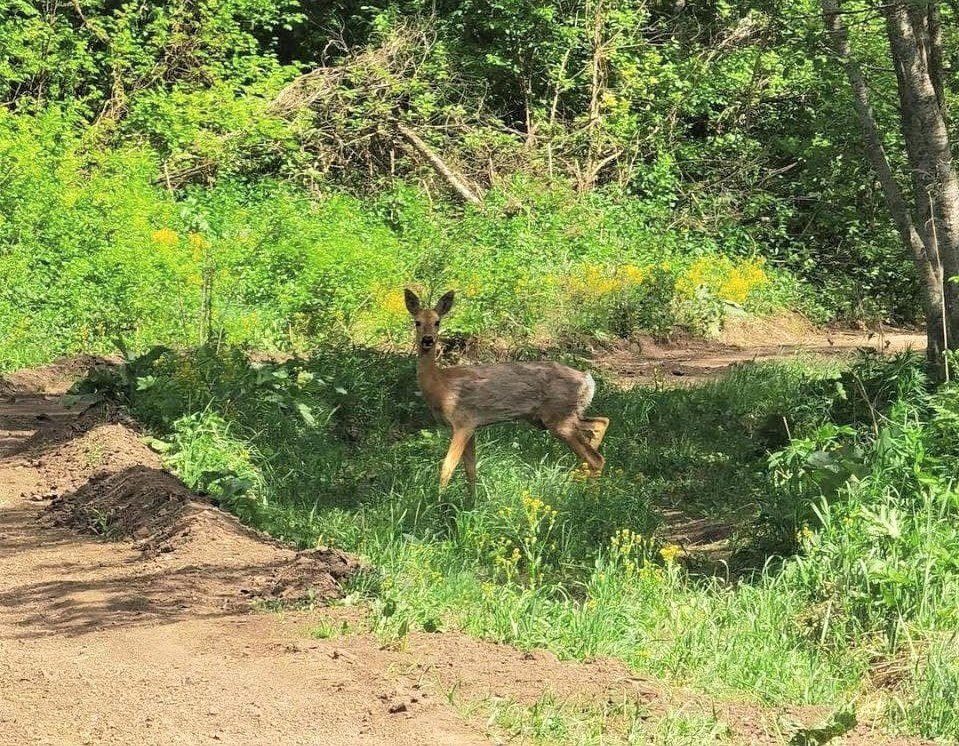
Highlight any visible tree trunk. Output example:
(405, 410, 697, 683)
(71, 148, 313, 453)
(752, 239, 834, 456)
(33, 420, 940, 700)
(883, 1, 959, 376)
(822, 0, 959, 379)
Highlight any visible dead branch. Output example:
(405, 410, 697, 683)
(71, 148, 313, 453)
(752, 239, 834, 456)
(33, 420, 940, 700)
(396, 123, 482, 204)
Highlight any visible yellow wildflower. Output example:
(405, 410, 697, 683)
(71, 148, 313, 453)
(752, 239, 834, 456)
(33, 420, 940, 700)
(569, 264, 621, 299)
(382, 288, 408, 318)
(151, 228, 179, 247)
(718, 259, 768, 304)
(659, 543, 682, 564)
(619, 264, 647, 286)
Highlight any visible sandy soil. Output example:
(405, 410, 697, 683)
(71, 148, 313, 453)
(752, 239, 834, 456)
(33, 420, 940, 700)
(593, 317, 926, 386)
(0, 352, 932, 745)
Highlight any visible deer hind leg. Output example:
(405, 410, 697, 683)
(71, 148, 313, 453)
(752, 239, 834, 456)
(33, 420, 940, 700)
(440, 426, 475, 488)
(462, 434, 477, 495)
(550, 420, 605, 475)
(577, 416, 610, 448)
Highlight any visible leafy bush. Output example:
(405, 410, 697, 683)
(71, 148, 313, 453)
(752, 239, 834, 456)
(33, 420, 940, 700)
(0, 115, 806, 371)
(759, 353, 959, 739)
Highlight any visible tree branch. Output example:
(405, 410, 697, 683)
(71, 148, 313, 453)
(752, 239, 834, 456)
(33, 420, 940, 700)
(396, 123, 483, 205)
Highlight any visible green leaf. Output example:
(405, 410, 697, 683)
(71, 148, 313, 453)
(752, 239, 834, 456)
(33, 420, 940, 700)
(296, 401, 316, 426)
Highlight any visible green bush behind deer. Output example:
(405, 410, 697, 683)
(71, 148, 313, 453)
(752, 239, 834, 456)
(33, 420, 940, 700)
(0, 110, 805, 371)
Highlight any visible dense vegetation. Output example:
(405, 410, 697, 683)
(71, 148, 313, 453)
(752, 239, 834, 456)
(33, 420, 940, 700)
(5, 0, 952, 367)
(0, 111, 794, 367)
(5, 0, 959, 740)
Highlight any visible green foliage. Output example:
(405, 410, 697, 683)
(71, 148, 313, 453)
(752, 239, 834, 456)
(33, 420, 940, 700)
(760, 352, 959, 739)
(0, 108, 191, 368)
(0, 0, 300, 113)
(0, 113, 803, 369)
(891, 639, 959, 739)
(81, 343, 959, 740)
(0, 0, 936, 323)
(6, 0, 959, 737)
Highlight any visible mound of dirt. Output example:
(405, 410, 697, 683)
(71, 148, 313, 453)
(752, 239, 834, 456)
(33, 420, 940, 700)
(1, 354, 118, 397)
(47, 468, 359, 603)
(20, 404, 362, 606)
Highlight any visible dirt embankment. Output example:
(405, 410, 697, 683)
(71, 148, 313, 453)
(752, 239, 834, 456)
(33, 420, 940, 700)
(0, 354, 931, 745)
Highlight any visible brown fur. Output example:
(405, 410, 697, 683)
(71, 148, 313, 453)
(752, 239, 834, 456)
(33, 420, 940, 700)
(404, 289, 609, 490)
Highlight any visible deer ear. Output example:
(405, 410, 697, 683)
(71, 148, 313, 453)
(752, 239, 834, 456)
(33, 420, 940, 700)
(404, 288, 421, 315)
(435, 290, 455, 317)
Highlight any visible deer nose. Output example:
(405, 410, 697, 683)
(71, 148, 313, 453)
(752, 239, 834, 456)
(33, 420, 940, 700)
(421, 336, 435, 346)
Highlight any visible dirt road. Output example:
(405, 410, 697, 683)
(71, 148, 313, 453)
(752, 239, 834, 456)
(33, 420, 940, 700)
(0, 352, 930, 745)
(594, 318, 926, 385)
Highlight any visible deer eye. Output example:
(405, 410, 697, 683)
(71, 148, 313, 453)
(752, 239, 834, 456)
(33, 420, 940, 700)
(415, 320, 421, 327)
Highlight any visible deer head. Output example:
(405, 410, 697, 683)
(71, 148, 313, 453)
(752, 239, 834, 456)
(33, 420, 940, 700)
(405, 289, 454, 356)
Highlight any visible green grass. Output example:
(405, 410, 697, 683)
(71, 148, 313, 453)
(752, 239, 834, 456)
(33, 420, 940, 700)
(70, 344, 959, 741)
(466, 691, 737, 745)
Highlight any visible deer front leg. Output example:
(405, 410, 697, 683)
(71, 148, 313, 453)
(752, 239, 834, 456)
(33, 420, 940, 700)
(440, 427, 474, 488)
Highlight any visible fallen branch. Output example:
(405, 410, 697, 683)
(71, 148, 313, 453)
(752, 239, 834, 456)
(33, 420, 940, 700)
(396, 123, 482, 205)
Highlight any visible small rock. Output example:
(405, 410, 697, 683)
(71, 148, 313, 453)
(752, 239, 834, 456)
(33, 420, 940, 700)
(388, 701, 408, 714)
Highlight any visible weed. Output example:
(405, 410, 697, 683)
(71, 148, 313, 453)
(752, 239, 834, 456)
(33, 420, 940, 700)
(309, 619, 352, 640)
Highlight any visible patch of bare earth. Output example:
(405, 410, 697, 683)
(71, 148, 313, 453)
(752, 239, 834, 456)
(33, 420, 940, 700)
(594, 316, 926, 388)
(0, 358, 931, 745)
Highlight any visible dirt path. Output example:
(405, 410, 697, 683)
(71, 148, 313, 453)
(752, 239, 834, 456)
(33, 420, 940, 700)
(0, 357, 930, 745)
(593, 318, 926, 386)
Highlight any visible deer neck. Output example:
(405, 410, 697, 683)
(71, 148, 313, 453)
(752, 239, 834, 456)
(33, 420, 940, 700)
(416, 347, 447, 409)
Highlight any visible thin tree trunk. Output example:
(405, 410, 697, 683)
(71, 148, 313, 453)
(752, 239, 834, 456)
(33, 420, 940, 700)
(549, 47, 573, 127)
(588, 0, 606, 129)
(582, 0, 608, 191)
(822, 0, 959, 377)
(821, 0, 920, 249)
(883, 1, 959, 372)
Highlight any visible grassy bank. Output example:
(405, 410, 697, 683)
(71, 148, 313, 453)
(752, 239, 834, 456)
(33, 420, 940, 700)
(72, 343, 959, 741)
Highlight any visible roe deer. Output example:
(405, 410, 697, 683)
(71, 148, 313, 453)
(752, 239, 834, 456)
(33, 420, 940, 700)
(404, 289, 609, 490)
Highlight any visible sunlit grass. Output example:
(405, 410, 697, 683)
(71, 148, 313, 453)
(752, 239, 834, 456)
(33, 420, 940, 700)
(73, 344, 959, 741)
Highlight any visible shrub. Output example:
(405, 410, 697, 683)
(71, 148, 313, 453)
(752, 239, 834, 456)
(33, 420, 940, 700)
(0, 120, 806, 371)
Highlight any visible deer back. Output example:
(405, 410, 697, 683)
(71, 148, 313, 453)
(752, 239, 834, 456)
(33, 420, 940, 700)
(435, 361, 594, 428)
